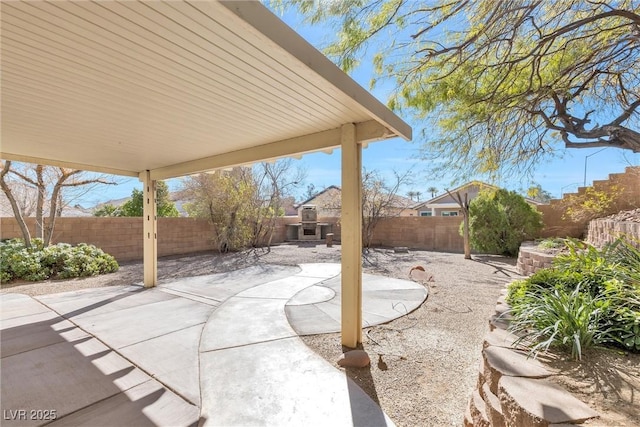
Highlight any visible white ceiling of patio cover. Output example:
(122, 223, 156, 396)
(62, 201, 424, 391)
(1, 0, 411, 179)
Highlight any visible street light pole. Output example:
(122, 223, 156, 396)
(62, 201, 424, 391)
(583, 147, 609, 187)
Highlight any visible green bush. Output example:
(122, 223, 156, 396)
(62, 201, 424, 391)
(0, 239, 118, 283)
(467, 189, 543, 256)
(536, 237, 568, 250)
(507, 237, 640, 359)
(600, 278, 640, 352)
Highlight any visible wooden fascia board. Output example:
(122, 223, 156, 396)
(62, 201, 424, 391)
(147, 121, 389, 181)
(0, 152, 140, 177)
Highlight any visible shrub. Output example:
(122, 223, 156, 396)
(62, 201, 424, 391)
(507, 237, 640, 359)
(536, 237, 568, 250)
(509, 285, 614, 361)
(467, 189, 543, 256)
(600, 278, 640, 352)
(0, 239, 118, 283)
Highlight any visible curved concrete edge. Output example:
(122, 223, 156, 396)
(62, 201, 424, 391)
(285, 268, 428, 336)
(197, 263, 403, 426)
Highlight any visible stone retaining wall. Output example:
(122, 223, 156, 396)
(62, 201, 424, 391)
(587, 219, 640, 249)
(465, 290, 599, 427)
(515, 242, 555, 276)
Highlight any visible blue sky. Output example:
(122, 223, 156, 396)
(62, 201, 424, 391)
(77, 8, 639, 207)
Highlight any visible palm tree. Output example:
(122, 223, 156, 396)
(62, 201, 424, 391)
(407, 190, 417, 201)
(415, 191, 422, 201)
(427, 186, 438, 198)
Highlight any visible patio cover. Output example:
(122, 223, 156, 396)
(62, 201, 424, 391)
(0, 0, 411, 347)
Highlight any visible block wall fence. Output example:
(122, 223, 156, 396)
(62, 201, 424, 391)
(1, 167, 637, 262)
(536, 166, 640, 238)
(0, 215, 457, 262)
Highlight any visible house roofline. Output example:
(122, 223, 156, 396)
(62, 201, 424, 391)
(294, 185, 341, 208)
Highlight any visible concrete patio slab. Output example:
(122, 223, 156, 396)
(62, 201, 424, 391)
(200, 297, 298, 351)
(294, 263, 342, 279)
(37, 286, 174, 320)
(287, 285, 336, 305)
(67, 297, 214, 349)
(238, 275, 323, 299)
(0, 312, 88, 358)
(47, 380, 199, 427)
(284, 303, 342, 336)
(2, 263, 426, 426)
(118, 324, 204, 405)
(1, 293, 51, 320)
(199, 337, 394, 427)
(158, 265, 302, 302)
(1, 335, 150, 427)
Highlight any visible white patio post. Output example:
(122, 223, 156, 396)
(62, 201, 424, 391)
(341, 123, 363, 347)
(142, 170, 157, 287)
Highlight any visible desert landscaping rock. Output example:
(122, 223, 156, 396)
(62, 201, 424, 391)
(469, 389, 491, 427)
(493, 302, 511, 318)
(482, 328, 520, 349)
(464, 402, 474, 427)
(498, 376, 599, 426)
(483, 346, 552, 394)
(337, 349, 371, 368)
(489, 314, 510, 332)
(481, 383, 505, 427)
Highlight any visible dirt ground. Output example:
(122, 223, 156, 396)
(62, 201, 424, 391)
(2, 242, 638, 426)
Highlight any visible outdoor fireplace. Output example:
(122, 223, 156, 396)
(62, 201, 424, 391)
(286, 205, 332, 241)
(299, 205, 320, 240)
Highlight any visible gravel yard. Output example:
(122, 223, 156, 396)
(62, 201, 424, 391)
(2, 242, 638, 426)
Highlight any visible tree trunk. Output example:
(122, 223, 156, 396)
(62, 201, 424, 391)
(463, 213, 471, 259)
(44, 179, 64, 246)
(35, 165, 45, 240)
(0, 162, 32, 248)
(447, 190, 472, 259)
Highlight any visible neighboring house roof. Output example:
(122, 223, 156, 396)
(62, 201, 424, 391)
(296, 186, 415, 211)
(413, 181, 497, 210)
(281, 196, 299, 216)
(295, 185, 341, 208)
(413, 181, 541, 210)
(386, 194, 415, 209)
(0, 189, 92, 217)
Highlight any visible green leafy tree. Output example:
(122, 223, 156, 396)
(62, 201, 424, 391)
(281, 1, 640, 178)
(119, 181, 179, 217)
(468, 189, 543, 256)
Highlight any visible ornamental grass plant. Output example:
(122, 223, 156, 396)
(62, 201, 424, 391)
(507, 237, 640, 360)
